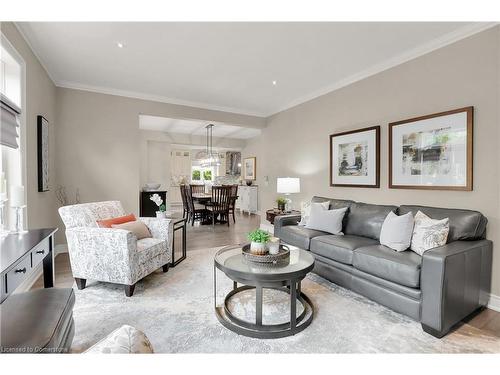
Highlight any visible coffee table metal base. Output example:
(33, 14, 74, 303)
(215, 284, 314, 339)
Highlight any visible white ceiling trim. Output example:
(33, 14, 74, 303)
(15, 23, 266, 117)
(16, 22, 498, 119)
(14, 22, 58, 85)
(55, 80, 268, 118)
(271, 22, 499, 116)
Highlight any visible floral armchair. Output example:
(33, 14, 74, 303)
(58, 201, 172, 297)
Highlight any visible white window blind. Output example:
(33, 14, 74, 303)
(0, 93, 21, 149)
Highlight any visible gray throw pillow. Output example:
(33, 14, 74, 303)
(299, 200, 330, 226)
(305, 203, 347, 234)
(380, 211, 414, 252)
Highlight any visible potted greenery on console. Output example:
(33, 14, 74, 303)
(247, 229, 270, 255)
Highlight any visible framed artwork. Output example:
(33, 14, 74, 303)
(389, 107, 473, 191)
(225, 151, 242, 176)
(243, 157, 256, 180)
(37, 115, 49, 192)
(330, 126, 380, 187)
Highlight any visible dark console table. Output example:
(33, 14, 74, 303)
(1, 228, 57, 303)
(140, 190, 167, 217)
(0, 228, 76, 353)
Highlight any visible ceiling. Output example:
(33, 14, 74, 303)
(139, 115, 261, 139)
(17, 22, 494, 116)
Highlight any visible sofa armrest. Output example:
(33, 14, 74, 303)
(274, 214, 301, 237)
(139, 217, 171, 241)
(420, 239, 492, 337)
(65, 227, 137, 284)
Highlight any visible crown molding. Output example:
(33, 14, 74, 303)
(14, 22, 58, 85)
(55, 80, 267, 118)
(15, 21, 498, 119)
(268, 22, 499, 117)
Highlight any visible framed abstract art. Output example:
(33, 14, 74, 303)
(329, 126, 380, 188)
(37, 115, 49, 192)
(389, 107, 473, 191)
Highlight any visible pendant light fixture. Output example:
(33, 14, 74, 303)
(200, 124, 221, 167)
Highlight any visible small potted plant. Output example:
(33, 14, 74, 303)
(247, 229, 270, 255)
(150, 193, 167, 218)
(276, 197, 287, 212)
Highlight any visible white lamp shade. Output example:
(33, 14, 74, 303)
(277, 177, 300, 194)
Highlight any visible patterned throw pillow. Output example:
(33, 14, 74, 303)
(84, 325, 154, 353)
(298, 200, 330, 226)
(410, 211, 449, 256)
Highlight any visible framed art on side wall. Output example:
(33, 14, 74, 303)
(243, 157, 256, 180)
(37, 115, 49, 192)
(389, 107, 473, 191)
(330, 126, 380, 188)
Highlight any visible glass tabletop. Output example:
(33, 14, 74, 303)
(214, 244, 315, 279)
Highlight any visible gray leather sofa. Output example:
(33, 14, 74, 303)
(274, 196, 492, 338)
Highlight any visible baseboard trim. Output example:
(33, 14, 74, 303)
(487, 293, 500, 312)
(55, 243, 68, 256)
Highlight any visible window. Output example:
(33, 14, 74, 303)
(1, 34, 24, 230)
(191, 166, 214, 183)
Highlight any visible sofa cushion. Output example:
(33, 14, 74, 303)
(310, 235, 378, 265)
(345, 202, 398, 240)
(398, 205, 487, 242)
(353, 245, 422, 288)
(278, 225, 329, 249)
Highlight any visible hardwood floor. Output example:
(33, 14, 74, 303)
(31, 211, 500, 339)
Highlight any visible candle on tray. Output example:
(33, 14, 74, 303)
(268, 236, 280, 255)
(10, 185, 25, 207)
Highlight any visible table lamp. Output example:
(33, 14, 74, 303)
(277, 177, 300, 212)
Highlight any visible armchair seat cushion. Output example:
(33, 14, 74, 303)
(310, 235, 378, 265)
(136, 238, 168, 263)
(279, 225, 329, 249)
(353, 245, 422, 288)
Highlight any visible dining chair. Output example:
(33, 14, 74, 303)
(228, 184, 239, 223)
(190, 184, 205, 195)
(186, 185, 208, 226)
(206, 186, 232, 227)
(180, 185, 189, 219)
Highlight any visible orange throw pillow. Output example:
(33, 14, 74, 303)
(97, 214, 136, 228)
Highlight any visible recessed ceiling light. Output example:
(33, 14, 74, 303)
(117, 42, 124, 48)
(272, 80, 277, 86)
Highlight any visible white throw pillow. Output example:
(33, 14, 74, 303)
(410, 211, 450, 256)
(380, 211, 414, 252)
(305, 203, 347, 235)
(299, 200, 330, 226)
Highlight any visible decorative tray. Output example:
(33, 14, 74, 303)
(242, 244, 290, 264)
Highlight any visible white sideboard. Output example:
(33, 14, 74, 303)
(236, 185, 258, 214)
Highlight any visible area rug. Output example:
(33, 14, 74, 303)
(71, 247, 500, 353)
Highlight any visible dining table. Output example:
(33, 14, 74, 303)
(191, 192, 238, 225)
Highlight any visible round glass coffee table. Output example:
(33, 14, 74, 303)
(213, 244, 315, 339)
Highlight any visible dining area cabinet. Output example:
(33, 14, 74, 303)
(235, 185, 258, 214)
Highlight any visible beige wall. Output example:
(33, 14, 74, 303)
(139, 129, 245, 196)
(243, 27, 500, 296)
(1, 23, 59, 232)
(56, 88, 264, 232)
